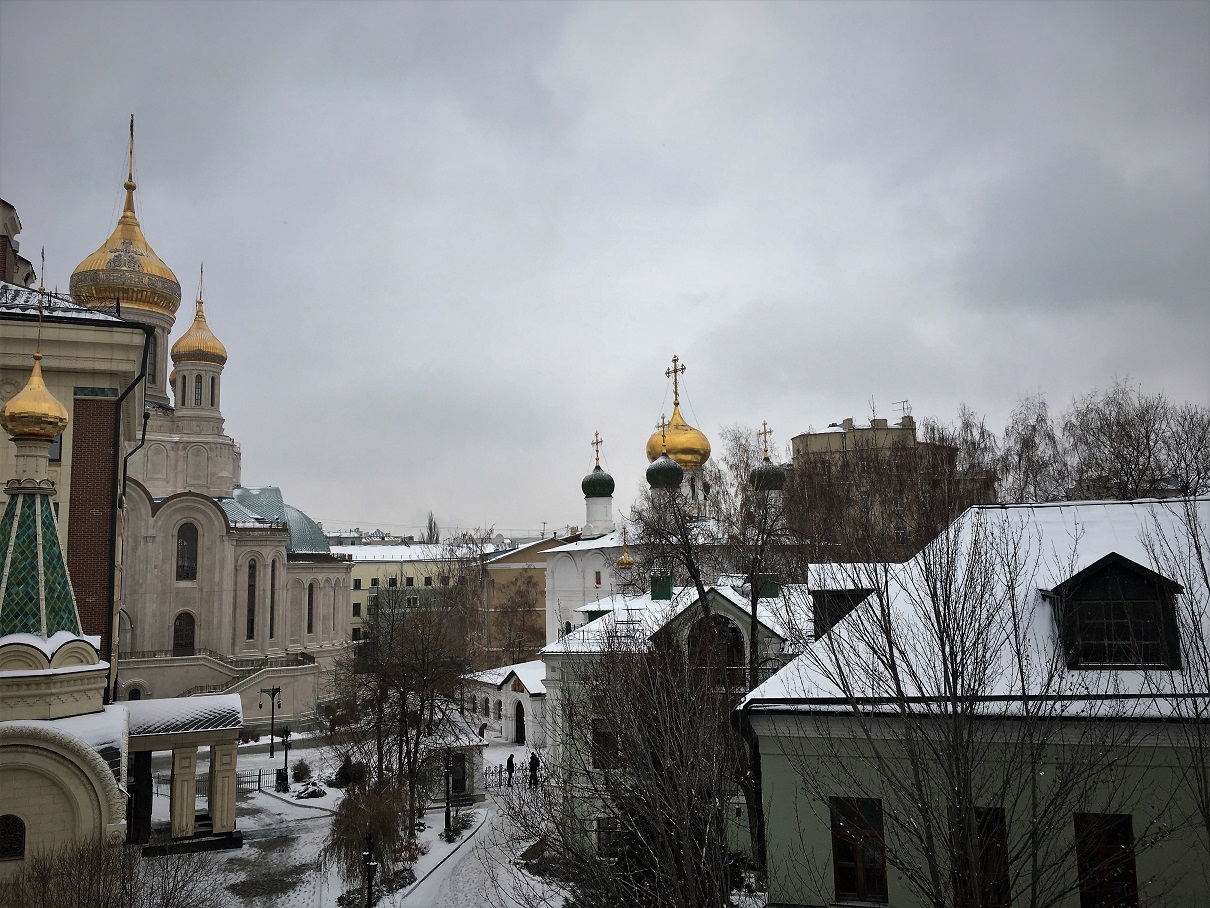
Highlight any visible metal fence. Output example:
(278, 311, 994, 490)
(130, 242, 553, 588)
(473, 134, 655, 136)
(482, 762, 544, 791)
(154, 768, 277, 798)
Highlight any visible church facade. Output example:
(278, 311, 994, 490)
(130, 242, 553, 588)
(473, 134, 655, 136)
(65, 127, 350, 725)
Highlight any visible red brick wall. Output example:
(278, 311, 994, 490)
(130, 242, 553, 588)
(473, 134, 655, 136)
(66, 395, 117, 652)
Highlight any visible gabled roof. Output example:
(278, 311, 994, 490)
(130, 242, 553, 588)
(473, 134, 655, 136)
(543, 585, 790, 656)
(742, 498, 1210, 718)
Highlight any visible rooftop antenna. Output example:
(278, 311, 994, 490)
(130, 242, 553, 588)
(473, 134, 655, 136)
(894, 399, 912, 417)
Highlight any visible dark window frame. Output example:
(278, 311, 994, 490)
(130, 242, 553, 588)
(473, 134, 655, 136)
(1075, 813, 1139, 908)
(830, 797, 888, 903)
(172, 612, 196, 657)
(0, 814, 26, 861)
(246, 558, 257, 640)
(307, 582, 315, 635)
(951, 807, 1010, 908)
(176, 522, 199, 582)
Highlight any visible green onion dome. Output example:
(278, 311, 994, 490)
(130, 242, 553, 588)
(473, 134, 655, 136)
(582, 465, 616, 498)
(646, 452, 684, 490)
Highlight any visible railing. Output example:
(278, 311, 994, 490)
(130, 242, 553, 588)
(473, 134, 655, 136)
(154, 768, 275, 798)
(483, 762, 544, 791)
(175, 653, 315, 698)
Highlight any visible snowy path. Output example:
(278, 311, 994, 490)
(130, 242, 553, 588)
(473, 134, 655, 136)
(398, 802, 520, 908)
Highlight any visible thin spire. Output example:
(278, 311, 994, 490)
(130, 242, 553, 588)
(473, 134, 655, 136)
(197, 262, 205, 313)
(665, 355, 686, 407)
(121, 114, 137, 220)
(36, 248, 45, 354)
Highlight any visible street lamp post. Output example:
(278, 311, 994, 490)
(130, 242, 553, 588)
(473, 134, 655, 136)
(281, 725, 292, 778)
(259, 686, 283, 757)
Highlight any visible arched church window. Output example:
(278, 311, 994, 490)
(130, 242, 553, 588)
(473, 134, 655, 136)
(172, 612, 196, 657)
(269, 560, 277, 639)
(210, 376, 217, 407)
(494, 700, 502, 720)
(146, 333, 157, 379)
(482, 696, 490, 715)
(246, 559, 257, 640)
(0, 815, 25, 861)
(127, 687, 142, 701)
(307, 583, 315, 635)
(176, 523, 198, 581)
(179, 373, 187, 405)
(194, 375, 203, 407)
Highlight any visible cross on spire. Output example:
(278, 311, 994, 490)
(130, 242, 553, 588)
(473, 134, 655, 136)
(591, 430, 603, 466)
(657, 414, 669, 452)
(758, 421, 773, 459)
(665, 355, 686, 406)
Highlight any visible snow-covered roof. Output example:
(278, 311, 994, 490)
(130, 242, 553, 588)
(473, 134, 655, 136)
(2, 705, 128, 780)
(0, 630, 101, 660)
(545, 531, 621, 554)
(545, 585, 790, 655)
(331, 543, 502, 563)
(127, 693, 243, 737)
(501, 660, 546, 695)
(742, 498, 1210, 718)
(466, 665, 511, 686)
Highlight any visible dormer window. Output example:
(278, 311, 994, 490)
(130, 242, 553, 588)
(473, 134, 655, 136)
(1050, 553, 1183, 670)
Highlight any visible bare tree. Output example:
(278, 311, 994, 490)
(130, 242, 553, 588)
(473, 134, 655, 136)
(1141, 497, 1210, 857)
(498, 616, 742, 908)
(0, 839, 223, 908)
(423, 511, 441, 544)
(491, 572, 545, 664)
(999, 394, 1069, 504)
(750, 510, 1190, 908)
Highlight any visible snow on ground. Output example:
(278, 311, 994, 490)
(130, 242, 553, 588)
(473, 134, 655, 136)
(144, 738, 562, 908)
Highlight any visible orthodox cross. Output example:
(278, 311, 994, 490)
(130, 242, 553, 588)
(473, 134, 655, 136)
(758, 421, 773, 459)
(591, 430, 603, 466)
(665, 355, 686, 406)
(656, 414, 669, 451)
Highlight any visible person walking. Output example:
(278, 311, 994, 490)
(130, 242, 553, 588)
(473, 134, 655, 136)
(506, 753, 515, 787)
(528, 751, 539, 788)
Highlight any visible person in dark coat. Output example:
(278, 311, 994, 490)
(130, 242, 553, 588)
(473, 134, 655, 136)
(528, 751, 540, 788)
(506, 753, 515, 787)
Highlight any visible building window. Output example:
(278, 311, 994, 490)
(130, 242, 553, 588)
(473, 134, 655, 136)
(1056, 555, 1182, 669)
(49, 433, 62, 462)
(194, 374, 202, 407)
(594, 570, 602, 588)
(307, 583, 315, 635)
(172, 612, 196, 657)
(269, 560, 277, 639)
(127, 687, 142, 701)
(830, 797, 888, 903)
(451, 753, 467, 794)
(179, 374, 187, 404)
(370, 578, 379, 587)
(406, 576, 414, 587)
(176, 522, 198, 581)
(1075, 814, 1139, 908)
(952, 808, 1009, 908)
(210, 375, 216, 407)
(146, 333, 157, 378)
(353, 578, 361, 590)
(494, 700, 502, 720)
(591, 717, 621, 770)
(482, 696, 490, 715)
(351, 627, 361, 641)
(0, 815, 26, 861)
(440, 575, 449, 587)
(406, 596, 419, 607)
(388, 576, 398, 587)
(424, 576, 433, 587)
(246, 559, 257, 640)
(352, 602, 361, 617)
(596, 816, 620, 858)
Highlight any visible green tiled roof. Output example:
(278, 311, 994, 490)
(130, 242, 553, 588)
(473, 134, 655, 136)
(0, 491, 82, 637)
(283, 505, 328, 554)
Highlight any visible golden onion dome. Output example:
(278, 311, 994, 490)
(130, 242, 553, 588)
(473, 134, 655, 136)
(171, 297, 227, 366)
(645, 404, 711, 470)
(1, 353, 69, 440)
(69, 124, 181, 319)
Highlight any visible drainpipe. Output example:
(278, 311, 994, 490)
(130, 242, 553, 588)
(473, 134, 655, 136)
(106, 321, 153, 704)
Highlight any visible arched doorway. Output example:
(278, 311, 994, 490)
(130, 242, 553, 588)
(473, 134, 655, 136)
(514, 701, 526, 745)
(172, 612, 196, 657)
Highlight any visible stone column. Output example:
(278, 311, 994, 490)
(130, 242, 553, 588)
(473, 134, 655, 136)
(170, 746, 198, 838)
(208, 742, 238, 834)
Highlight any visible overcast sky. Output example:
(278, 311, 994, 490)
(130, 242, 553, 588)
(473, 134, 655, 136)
(2, 1, 1207, 537)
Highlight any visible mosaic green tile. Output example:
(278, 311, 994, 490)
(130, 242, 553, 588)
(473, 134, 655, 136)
(39, 495, 80, 635)
(0, 497, 42, 635)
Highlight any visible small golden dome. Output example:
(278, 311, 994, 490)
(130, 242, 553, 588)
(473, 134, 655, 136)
(69, 121, 181, 319)
(2, 353, 69, 440)
(645, 404, 711, 470)
(171, 297, 227, 366)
